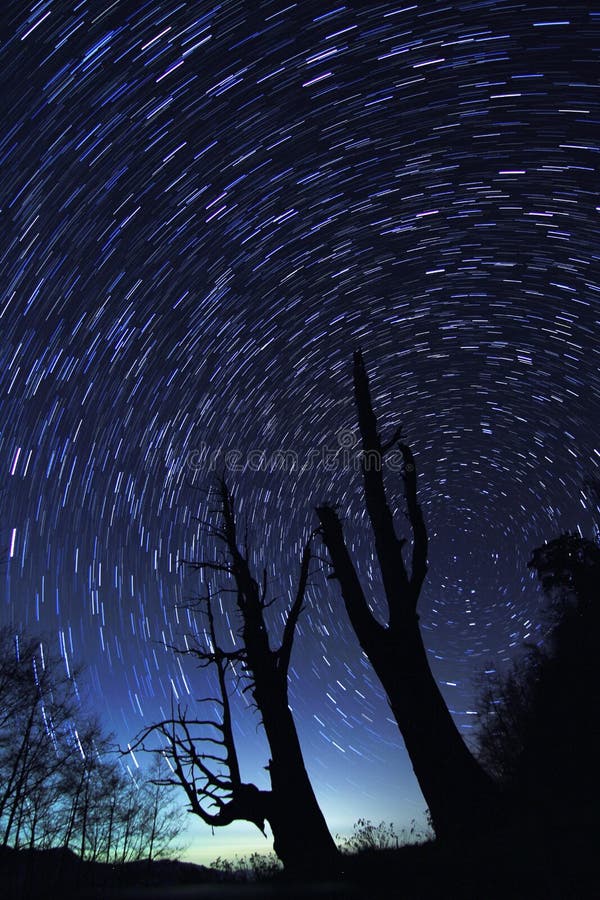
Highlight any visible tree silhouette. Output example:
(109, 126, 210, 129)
(528, 532, 599, 611)
(316, 351, 499, 839)
(0, 631, 79, 849)
(0, 628, 181, 861)
(478, 532, 599, 829)
(133, 478, 339, 875)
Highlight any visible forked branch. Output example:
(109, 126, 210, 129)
(315, 505, 385, 652)
(398, 441, 428, 607)
(278, 534, 315, 676)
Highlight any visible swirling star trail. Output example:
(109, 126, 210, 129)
(1, 1, 598, 860)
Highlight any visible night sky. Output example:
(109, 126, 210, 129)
(1, 0, 598, 863)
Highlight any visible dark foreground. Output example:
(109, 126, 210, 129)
(1, 823, 594, 900)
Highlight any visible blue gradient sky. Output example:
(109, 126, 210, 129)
(1, 0, 598, 863)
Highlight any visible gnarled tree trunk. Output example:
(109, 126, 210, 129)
(317, 351, 500, 839)
(135, 480, 338, 876)
(218, 481, 338, 874)
(260, 694, 337, 873)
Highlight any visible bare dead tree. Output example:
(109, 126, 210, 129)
(0, 632, 81, 849)
(139, 756, 184, 863)
(316, 351, 500, 840)
(132, 591, 269, 834)
(133, 479, 338, 875)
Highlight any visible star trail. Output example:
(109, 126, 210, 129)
(1, 0, 598, 861)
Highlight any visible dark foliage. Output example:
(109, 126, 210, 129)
(477, 532, 600, 832)
(1, 845, 216, 900)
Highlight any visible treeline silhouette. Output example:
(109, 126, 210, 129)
(132, 352, 504, 878)
(133, 351, 597, 894)
(0, 629, 181, 863)
(2, 352, 597, 897)
(477, 532, 600, 835)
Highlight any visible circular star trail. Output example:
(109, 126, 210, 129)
(1, 0, 598, 857)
